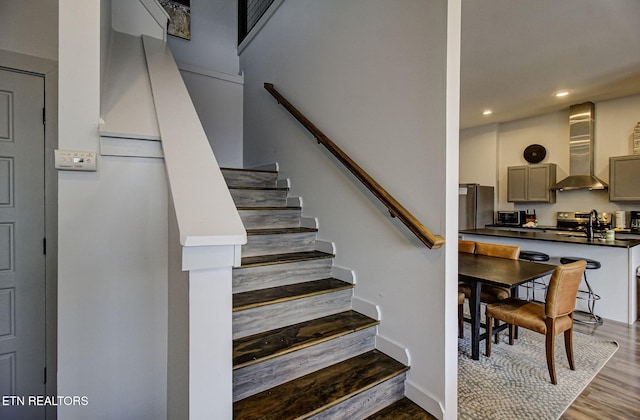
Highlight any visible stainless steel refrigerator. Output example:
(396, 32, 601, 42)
(459, 184, 494, 230)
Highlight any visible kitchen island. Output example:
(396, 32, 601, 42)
(460, 228, 640, 324)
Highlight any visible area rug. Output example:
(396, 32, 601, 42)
(458, 325, 618, 420)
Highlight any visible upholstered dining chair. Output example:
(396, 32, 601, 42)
(475, 241, 520, 259)
(458, 239, 476, 254)
(464, 242, 521, 303)
(485, 260, 587, 385)
(459, 242, 520, 342)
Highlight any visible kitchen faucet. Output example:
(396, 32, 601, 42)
(584, 209, 600, 240)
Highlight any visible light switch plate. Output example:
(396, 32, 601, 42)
(54, 149, 97, 171)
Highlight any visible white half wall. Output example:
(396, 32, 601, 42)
(240, 0, 456, 417)
(100, 31, 161, 140)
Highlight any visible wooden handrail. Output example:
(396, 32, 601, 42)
(264, 83, 445, 249)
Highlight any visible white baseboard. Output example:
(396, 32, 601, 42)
(331, 266, 355, 284)
(375, 334, 410, 366)
(405, 381, 445, 420)
(277, 178, 290, 188)
(351, 296, 380, 321)
(315, 240, 335, 254)
(300, 217, 318, 229)
(287, 196, 301, 207)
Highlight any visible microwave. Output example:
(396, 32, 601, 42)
(496, 211, 526, 226)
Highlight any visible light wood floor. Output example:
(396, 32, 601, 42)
(562, 317, 640, 419)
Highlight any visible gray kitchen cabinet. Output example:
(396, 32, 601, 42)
(507, 166, 528, 202)
(507, 163, 556, 203)
(609, 155, 640, 201)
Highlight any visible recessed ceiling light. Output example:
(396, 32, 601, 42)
(554, 90, 570, 97)
(482, 110, 493, 116)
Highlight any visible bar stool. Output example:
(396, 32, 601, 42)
(559, 256, 603, 325)
(519, 251, 550, 302)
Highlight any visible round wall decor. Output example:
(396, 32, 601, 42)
(523, 144, 546, 163)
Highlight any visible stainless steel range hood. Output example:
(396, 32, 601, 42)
(551, 102, 608, 191)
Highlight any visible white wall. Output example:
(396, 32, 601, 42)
(459, 124, 498, 187)
(101, 0, 113, 96)
(240, 0, 455, 417)
(443, 1, 462, 416)
(165, 0, 244, 167)
(167, 0, 239, 75)
(58, 1, 168, 419)
(460, 94, 640, 227)
(111, 0, 166, 40)
(497, 110, 568, 224)
(0, 0, 58, 60)
(178, 66, 244, 167)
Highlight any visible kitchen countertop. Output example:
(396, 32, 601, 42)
(460, 228, 640, 248)
(486, 224, 559, 231)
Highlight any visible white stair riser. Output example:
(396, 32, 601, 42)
(243, 232, 317, 257)
(233, 289, 352, 339)
(233, 258, 333, 293)
(233, 327, 376, 402)
(230, 189, 288, 207)
(310, 373, 406, 420)
(238, 208, 301, 229)
(222, 169, 278, 187)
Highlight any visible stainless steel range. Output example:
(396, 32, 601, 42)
(556, 211, 611, 231)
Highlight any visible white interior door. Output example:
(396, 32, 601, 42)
(0, 68, 46, 419)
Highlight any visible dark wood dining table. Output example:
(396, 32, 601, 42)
(458, 252, 557, 360)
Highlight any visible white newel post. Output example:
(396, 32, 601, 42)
(183, 245, 238, 420)
(168, 200, 244, 420)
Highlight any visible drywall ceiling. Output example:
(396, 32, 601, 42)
(460, 0, 640, 129)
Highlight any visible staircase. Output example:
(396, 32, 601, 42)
(223, 167, 435, 419)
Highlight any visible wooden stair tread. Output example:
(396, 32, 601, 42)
(246, 227, 317, 235)
(236, 206, 301, 211)
(233, 310, 379, 369)
(221, 167, 277, 174)
(239, 250, 334, 268)
(365, 397, 437, 420)
(229, 186, 289, 191)
(233, 350, 408, 420)
(233, 278, 352, 311)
